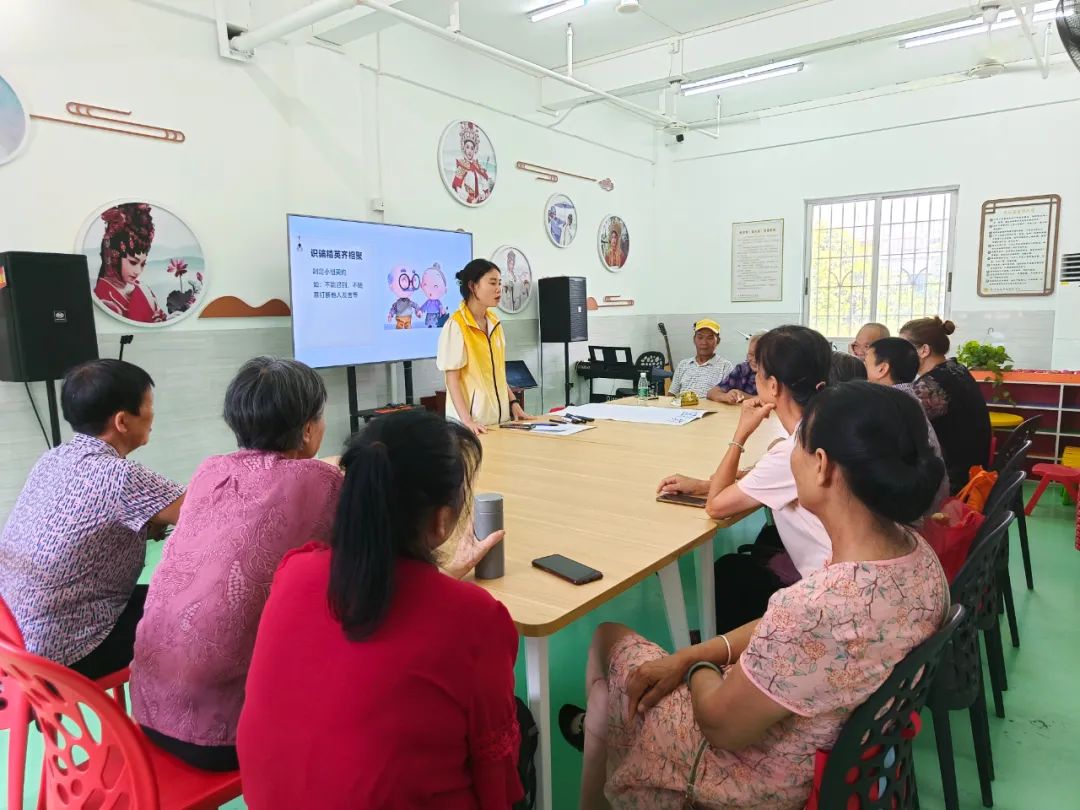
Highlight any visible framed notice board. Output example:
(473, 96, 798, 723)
(731, 219, 784, 302)
(977, 194, 1061, 297)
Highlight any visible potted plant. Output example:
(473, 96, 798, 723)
(957, 340, 1014, 403)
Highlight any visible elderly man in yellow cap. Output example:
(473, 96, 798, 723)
(668, 318, 734, 398)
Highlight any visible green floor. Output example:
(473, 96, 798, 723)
(4, 485, 1078, 809)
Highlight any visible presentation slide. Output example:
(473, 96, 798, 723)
(287, 215, 471, 368)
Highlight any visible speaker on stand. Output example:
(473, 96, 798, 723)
(0, 252, 100, 446)
(538, 276, 588, 408)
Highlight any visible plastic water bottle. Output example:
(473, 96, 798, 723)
(637, 371, 649, 400)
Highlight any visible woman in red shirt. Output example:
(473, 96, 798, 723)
(237, 410, 523, 809)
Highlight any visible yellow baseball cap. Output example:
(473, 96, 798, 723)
(693, 319, 721, 336)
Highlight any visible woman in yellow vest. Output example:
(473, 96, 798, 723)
(437, 259, 529, 434)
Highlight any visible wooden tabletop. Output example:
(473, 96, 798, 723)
(459, 398, 772, 636)
(324, 399, 773, 636)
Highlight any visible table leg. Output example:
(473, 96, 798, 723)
(695, 541, 716, 641)
(525, 636, 553, 810)
(658, 561, 692, 649)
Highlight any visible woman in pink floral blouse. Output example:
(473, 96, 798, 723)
(566, 382, 950, 809)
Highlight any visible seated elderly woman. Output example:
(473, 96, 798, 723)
(564, 382, 950, 810)
(129, 357, 343, 771)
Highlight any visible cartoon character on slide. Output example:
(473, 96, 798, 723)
(418, 263, 448, 328)
(387, 266, 421, 329)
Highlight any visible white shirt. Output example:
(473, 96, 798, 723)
(736, 427, 832, 578)
(669, 354, 734, 398)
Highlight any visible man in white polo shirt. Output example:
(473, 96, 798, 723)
(668, 319, 734, 398)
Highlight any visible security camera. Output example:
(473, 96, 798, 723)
(675, 133, 685, 143)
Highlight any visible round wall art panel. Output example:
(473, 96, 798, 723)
(598, 215, 629, 272)
(545, 193, 578, 248)
(491, 245, 533, 315)
(0, 73, 30, 166)
(438, 119, 496, 207)
(77, 200, 208, 327)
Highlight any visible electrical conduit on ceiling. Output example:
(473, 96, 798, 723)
(228, 0, 715, 138)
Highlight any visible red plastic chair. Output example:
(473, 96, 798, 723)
(0, 606, 32, 810)
(0, 637, 242, 809)
(1, 596, 132, 809)
(1024, 463, 1080, 515)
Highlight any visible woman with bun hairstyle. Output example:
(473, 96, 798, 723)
(562, 382, 949, 810)
(436, 259, 529, 435)
(900, 316, 991, 493)
(658, 325, 834, 631)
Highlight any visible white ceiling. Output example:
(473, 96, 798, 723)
(311, 0, 1074, 125)
(319, 0, 807, 65)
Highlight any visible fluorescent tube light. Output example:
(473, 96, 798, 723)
(529, 0, 587, 23)
(899, 1, 1068, 48)
(681, 59, 805, 96)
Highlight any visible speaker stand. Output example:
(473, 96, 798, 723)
(562, 342, 572, 408)
(44, 379, 62, 447)
(346, 366, 360, 435)
(402, 360, 414, 405)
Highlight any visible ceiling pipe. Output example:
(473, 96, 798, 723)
(566, 23, 574, 78)
(229, 0, 356, 53)
(355, 0, 714, 135)
(226, 0, 714, 136)
(1008, 0, 1049, 78)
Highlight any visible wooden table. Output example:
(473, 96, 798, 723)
(462, 398, 771, 809)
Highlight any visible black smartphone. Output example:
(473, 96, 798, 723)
(532, 554, 603, 585)
(656, 493, 708, 508)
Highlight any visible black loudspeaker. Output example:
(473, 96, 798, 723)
(0, 252, 99, 382)
(538, 276, 588, 343)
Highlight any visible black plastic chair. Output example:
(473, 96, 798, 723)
(992, 416, 1040, 471)
(970, 476, 1025, 721)
(615, 351, 669, 397)
(929, 509, 1014, 810)
(993, 421, 1039, 591)
(815, 604, 964, 810)
(983, 467, 1028, 651)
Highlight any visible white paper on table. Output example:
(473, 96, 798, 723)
(564, 403, 708, 426)
(528, 423, 595, 437)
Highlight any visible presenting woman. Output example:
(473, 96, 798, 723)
(437, 259, 528, 434)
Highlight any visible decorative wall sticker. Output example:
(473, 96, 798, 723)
(31, 102, 185, 143)
(199, 297, 290, 318)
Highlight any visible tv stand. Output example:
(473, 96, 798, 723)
(346, 361, 418, 434)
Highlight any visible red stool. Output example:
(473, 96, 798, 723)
(1024, 464, 1080, 515)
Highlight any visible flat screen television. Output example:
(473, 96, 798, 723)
(287, 214, 472, 368)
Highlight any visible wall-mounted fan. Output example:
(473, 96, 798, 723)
(1059, 0, 1080, 72)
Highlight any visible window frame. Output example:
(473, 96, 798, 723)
(801, 185, 959, 343)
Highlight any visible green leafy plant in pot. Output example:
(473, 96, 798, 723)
(957, 340, 1014, 403)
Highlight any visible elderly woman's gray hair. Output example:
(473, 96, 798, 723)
(224, 357, 327, 452)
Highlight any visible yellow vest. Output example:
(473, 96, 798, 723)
(447, 303, 510, 426)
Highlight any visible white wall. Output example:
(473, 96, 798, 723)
(656, 64, 1080, 369)
(0, 0, 660, 523)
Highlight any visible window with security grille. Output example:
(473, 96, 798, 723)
(804, 189, 957, 340)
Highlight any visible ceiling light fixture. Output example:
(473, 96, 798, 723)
(680, 58, 805, 96)
(529, 0, 587, 23)
(899, 0, 1069, 48)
